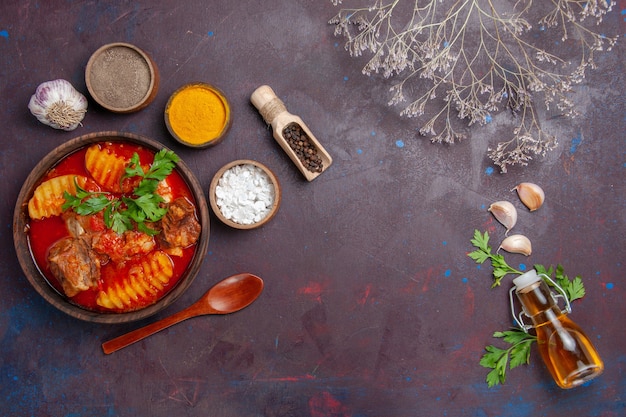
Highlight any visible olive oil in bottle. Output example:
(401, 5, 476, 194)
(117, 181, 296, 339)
(512, 270, 604, 389)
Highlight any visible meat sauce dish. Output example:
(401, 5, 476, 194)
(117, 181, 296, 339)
(27, 142, 201, 313)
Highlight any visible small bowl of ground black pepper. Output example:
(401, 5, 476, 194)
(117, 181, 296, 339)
(165, 83, 232, 148)
(85, 42, 159, 113)
(209, 160, 281, 229)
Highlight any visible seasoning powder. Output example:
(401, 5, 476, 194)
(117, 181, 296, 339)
(167, 85, 228, 145)
(215, 164, 275, 225)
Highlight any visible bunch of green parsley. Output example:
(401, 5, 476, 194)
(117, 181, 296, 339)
(62, 149, 180, 235)
(468, 230, 586, 387)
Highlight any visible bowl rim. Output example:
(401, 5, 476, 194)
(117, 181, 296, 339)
(13, 131, 210, 323)
(85, 42, 160, 113)
(209, 159, 281, 230)
(164, 82, 232, 149)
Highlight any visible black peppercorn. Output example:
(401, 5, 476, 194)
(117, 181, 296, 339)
(282, 122, 323, 173)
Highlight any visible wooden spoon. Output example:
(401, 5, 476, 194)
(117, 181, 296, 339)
(102, 273, 264, 354)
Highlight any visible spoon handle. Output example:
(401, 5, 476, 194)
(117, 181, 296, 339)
(102, 306, 199, 354)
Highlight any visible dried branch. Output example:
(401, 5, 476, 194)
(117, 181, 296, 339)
(330, 0, 617, 172)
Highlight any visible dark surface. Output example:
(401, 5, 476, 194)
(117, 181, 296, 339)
(1, 1, 624, 416)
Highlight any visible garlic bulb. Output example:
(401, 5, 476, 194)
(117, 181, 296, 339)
(488, 201, 517, 234)
(499, 234, 532, 256)
(513, 182, 545, 211)
(28, 79, 87, 131)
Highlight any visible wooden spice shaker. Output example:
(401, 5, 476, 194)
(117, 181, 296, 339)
(251, 85, 332, 181)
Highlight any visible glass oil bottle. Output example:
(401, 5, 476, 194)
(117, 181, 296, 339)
(510, 269, 604, 389)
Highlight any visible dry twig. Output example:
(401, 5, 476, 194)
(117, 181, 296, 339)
(330, 0, 617, 172)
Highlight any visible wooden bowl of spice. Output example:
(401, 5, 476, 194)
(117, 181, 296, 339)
(209, 160, 281, 229)
(165, 83, 232, 148)
(85, 43, 159, 113)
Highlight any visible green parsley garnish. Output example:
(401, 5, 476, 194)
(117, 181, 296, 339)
(62, 149, 180, 235)
(534, 263, 585, 302)
(468, 229, 521, 287)
(480, 329, 537, 388)
(61, 184, 111, 216)
(468, 229, 586, 387)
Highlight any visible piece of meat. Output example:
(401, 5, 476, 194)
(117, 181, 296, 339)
(156, 179, 173, 203)
(91, 230, 156, 264)
(62, 211, 91, 238)
(158, 197, 201, 251)
(48, 237, 101, 297)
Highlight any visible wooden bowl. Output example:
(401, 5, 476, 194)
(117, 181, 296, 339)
(85, 43, 159, 113)
(164, 83, 232, 148)
(13, 132, 209, 323)
(209, 160, 281, 230)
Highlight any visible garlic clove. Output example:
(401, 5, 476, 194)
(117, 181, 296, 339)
(513, 182, 545, 211)
(498, 234, 532, 256)
(28, 79, 88, 131)
(488, 200, 517, 234)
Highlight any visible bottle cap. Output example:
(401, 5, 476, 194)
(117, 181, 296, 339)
(513, 269, 541, 289)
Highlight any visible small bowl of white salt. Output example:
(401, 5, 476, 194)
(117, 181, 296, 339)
(209, 159, 281, 229)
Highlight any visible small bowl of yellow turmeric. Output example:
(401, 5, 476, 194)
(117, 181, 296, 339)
(165, 82, 232, 148)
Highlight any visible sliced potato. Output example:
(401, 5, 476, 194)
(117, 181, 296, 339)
(143, 250, 174, 289)
(85, 144, 128, 192)
(28, 174, 88, 220)
(96, 251, 174, 311)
